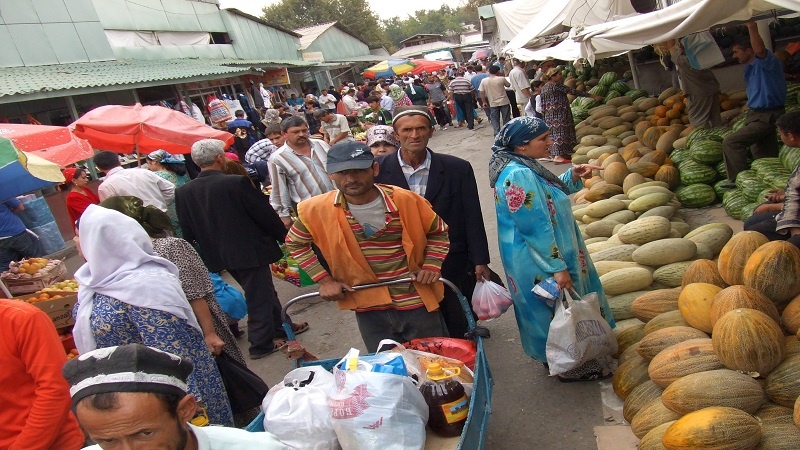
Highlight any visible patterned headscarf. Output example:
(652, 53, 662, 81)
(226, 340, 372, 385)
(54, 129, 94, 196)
(146, 149, 183, 165)
(99, 196, 174, 237)
(388, 84, 405, 101)
(366, 125, 399, 148)
(261, 108, 281, 126)
(488, 117, 570, 194)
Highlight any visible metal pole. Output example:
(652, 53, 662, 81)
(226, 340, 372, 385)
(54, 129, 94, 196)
(132, 89, 140, 104)
(67, 96, 98, 179)
(627, 52, 641, 90)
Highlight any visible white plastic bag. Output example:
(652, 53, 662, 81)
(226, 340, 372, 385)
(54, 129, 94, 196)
(262, 366, 340, 449)
(545, 289, 617, 376)
(471, 280, 514, 320)
(682, 32, 725, 70)
(374, 339, 474, 397)
(328, 349, 428, 450)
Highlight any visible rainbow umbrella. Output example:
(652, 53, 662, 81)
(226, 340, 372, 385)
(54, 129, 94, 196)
(0, 136, 64, 202)
(362, 59, 416, 79)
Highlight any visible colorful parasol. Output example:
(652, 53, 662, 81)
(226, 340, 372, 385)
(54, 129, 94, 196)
(0, 136, 64, 202)
(0, 123, 93, 168)
(71, 103, 234, 155)
(362, 59, 453, 79)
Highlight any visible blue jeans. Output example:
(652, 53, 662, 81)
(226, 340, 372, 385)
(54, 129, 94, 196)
(489, 105, 511, 135)
(0, 230, 44, 271)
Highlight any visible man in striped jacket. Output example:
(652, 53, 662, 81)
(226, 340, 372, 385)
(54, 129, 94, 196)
(285, 140, 451, 351)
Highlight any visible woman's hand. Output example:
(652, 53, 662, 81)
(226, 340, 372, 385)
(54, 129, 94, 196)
(571, 164, 602, 182)
(204, 333, 225, 355)
(554, 269, 573, 291)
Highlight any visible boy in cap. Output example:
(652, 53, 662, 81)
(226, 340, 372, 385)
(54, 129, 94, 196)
(365, 125, 399, 156)
(285, 141, 451, 351)
(64, 344, 286, 449)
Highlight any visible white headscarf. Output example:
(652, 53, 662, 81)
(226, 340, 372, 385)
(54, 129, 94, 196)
(73, 205, 201, 353)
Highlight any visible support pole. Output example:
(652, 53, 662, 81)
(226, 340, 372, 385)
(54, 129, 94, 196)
(67, 96, 98, 179)
(627, 52, 641, 90)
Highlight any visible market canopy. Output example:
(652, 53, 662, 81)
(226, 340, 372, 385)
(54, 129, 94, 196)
(509, 37, 632, 63)
(501, 0, 637, 54)
(574, 0, 800, 64)
(0, 137, 64, 203)
(71, 103, 234, 155)
(362, 59, 453, 79)
(0, 124, 93, 168)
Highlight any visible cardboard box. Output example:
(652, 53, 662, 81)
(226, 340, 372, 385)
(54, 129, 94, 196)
(1, 260, 67, 295)
(14, 294, 78, 329)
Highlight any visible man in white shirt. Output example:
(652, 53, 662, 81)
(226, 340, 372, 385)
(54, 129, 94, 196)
(508, 59, 531, 116)
(93, 151, 174, 212)
(318, 89, 337, 112)
(268, 116, 334, 228)
(316, 110, 353, 145)
(65, 344, 287, 450)
(342, 89, 359, 114)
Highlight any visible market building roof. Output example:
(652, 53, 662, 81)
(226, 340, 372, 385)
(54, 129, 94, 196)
(0, 59, 256, 103)
(294, 21, 367, 51)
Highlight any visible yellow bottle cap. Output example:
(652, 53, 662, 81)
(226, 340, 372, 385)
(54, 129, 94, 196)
(426, 363, 461, 381)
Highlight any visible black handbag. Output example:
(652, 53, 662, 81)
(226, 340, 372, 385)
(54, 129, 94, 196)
(215, 352, 269, 414)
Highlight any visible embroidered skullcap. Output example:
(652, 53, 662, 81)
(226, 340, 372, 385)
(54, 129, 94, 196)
(391, 106, 435, 127)
(63, 344, 192, 406)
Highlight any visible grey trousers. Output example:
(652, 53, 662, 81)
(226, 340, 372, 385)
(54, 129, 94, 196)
(687, 94, 722, 128)
(722, 108, 783, 181)
(355, 306, 449, 352)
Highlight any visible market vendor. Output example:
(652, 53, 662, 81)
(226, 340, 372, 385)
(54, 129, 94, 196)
(665, 38, 722, 128)
(284, 141, 451, 352)
(64, 343, 286, 449)
(0, 199, 44, 272)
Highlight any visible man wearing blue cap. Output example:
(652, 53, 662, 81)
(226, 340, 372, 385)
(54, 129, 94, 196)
(285, 141, 452, 351)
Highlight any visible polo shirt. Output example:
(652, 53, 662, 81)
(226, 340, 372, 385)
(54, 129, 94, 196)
(745, 51, 787, 110)
(447, 77, 474, 95)
(470, 73, 489, 92)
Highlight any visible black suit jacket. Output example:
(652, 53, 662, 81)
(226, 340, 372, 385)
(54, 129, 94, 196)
(176, 170, 287, 272)
(375, 149, 491, 275)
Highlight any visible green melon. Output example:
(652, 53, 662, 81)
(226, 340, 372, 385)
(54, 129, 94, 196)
(676, 183, 717, 208)
(679, 161, 718, 185)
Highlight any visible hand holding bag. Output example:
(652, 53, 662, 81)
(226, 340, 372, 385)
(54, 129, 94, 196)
(215, 352, 269, 414)
(545, 289, 617, 376)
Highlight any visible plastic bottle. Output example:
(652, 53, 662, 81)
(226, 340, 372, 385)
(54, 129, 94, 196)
(419, 363, 469, 437)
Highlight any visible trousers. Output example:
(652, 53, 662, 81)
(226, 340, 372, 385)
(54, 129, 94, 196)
(227, 266, 284, 354)
(722, 108, 783, 181)
(355, 306, 448, 353)
(454, 93, 475, 129)
(0, 230, 43, 271)
(488, 105, 511, 135)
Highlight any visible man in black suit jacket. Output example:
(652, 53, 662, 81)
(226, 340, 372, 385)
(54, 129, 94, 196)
(375, 107, 491, 338)
(176, 139, 289, 359)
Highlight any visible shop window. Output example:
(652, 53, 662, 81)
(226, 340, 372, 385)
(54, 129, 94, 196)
(210, 32, 232, 45)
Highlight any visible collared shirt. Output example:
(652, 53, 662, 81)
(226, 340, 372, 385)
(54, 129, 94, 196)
(508, 66, 531, 103)
(84, 423, 287, 450)
(342, 95, 358, 113)
(777, 165, 800, 233)
(319, 93, 337, 110)
(244, 138, 279, 164)
(479, 76, 511, 106)
(744, 51, 787, 110)
(398, 149, 431, 197)
(321, 114, 354, 142)
(447, 77, 474, 95)
(470, 73, 489, 92)
(268, 139, 333, 218)
(286, 184, 449, 311)
(97, 166, 175, 212)
(380, 95, 395, 112)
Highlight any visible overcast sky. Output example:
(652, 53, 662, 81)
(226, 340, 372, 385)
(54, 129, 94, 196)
(219, 0, 466, 21)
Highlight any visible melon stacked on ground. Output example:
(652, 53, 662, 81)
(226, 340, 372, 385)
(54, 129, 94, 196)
(609, 230, 800, 449)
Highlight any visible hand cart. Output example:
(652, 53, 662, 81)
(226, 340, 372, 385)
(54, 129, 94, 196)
(246, 277, 493, 450)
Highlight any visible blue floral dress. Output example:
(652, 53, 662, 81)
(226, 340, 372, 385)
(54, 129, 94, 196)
(83, 294, 234, 426)
(493, 162, 614, 361)
(154, 170, 189, 238)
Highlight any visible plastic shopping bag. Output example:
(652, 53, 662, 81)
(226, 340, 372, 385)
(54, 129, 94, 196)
(471, 280, 513, 320)
(375, 340, 474, 397)
(682, 31, 725, 70)
(270, 244, 316, 287)
(215, 352, 269, 414)
(209, 272, 247, 320)
(262, 366, 340, 450)
(329, 349, 428, 450)
(545, 289, 617, 376)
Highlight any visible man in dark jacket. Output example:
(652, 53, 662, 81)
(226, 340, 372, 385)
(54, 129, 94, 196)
(176, 139, 289, 359)
(375, 107, 492, 338)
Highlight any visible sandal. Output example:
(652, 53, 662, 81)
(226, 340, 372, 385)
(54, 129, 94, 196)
(272, 337, 288, 348)
(557, 370, 613, 383)
(293, 322, 310, 335)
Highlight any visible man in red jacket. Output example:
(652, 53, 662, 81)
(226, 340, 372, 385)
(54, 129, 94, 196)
(0, 299, 85, 450)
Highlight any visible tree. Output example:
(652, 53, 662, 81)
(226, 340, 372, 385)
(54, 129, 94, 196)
(262, 0, 388, 48)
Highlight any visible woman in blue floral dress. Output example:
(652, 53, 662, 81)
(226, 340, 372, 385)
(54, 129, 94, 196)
(489, 117, 615, 382)
(71, 205, 234, 426)
(146, 149, 190, 237)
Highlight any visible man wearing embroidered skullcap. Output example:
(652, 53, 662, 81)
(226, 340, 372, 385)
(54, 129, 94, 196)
(64, 344, 287, 449)
(375, 106, 493, 339)
(285, 140, 451, 352)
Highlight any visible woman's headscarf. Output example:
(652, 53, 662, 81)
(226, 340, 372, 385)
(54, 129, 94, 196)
(488, 117, 570, 194)
(62, 167, 77, 185)
(388, 84, 407, 102)
(99, 196, 173, 237)
(146, 149, 184, 165)
(261, 108, 281, 126)
(72, 205, 200, 353)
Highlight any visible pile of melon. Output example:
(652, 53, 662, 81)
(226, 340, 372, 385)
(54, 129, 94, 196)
(611, 231, 800, 449)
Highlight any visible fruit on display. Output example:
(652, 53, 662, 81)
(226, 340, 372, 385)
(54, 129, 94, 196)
(1, 258, 59, 280)
(712, 308, 784, 376)
(661, 406, 762, 450)
(631, 399, 681, 439)
(678, 283, 722, 333)
(636, 326, 708, 361)
(742, 241, 800, 310)
(66, 349, 79, 360)
(40, 279, 79, 292)
(717, 231, 770, 285)
(638, 420, 676, 450)
(660, 369, 765, 415)
(612, 354, 650, 400)
(648, 338, 723, 388)
(623, 380, 664, 422)
(765, 355, 800, 407)
(709, 285, 780, 326)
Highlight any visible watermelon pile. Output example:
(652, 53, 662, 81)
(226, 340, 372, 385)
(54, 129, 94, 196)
(720, 151, 797, 220)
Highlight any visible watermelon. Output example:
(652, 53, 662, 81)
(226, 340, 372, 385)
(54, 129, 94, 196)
(605, 91, 621, 102)
(627, 89, 648, 101)
(685, 127, 711, 149)
(588, 85, 608, 97)
(722, 189, 747, 219)
(779, 144, 800, 171)
(786, 83, 800, 106)
(679, 160, 718, 185)
(623, 70, 633, 80)
(714, 179, 736, 198)
(731, 111, 748, 132)
(715, 160, 727, 178)
(735, 170, 759, 190)
(689, 140, 724, 164)
(676, 183, 717, 208)
(670, 147, 690, 165)
(763, 173, 791, 190)
(741, 177, 768, 203)
(751, 157, 784, 175)
(741, 202, 760, 220)
(610, 81, 630, 94)
(599, 72, 618, 87)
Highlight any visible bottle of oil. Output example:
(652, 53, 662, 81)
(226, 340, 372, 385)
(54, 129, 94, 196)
(419, 363, 469, 437)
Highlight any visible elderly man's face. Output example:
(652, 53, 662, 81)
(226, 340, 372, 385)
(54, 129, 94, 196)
(76, 393, 197, 450)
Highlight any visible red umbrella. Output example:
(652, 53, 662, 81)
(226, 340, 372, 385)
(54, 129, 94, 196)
(70, 103, 234, 155)
(0, 123, 93, 167)
(407, 59, 454, 75)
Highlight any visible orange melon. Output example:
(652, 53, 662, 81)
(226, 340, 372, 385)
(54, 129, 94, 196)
(743, 241, 800, 310)
(654, 165, 680, 189)
(755, 402, 795, 423)
(631, 399, 681, 439)
(636, 326, 708, 360)
(784, 336, 800, 358)
(678, 283, 723, 333)
(712, 308, 784, 376)
(661, 369, 765, 415)
(781, 293, 800, 334)
(638, 421, 675, 450)
(765, 354, 800, 407)
(717, 231, 769, 285)
(662, 407, 761, 450)
(680, 259, 726, 288)
(644, 310, 690, 335)
(623, 380, 663, 422)
(757, 421, 800, 449)
(648, 338, 724, 388)
(612, 354, 650, 400)
(631, 289, 681, 322)
(710, 285, 780, 326)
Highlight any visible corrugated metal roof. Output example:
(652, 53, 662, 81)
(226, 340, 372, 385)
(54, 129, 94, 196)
(293, 22, 338, 50)
(205, 59, 315, 67)
(0, 59, 252, 98)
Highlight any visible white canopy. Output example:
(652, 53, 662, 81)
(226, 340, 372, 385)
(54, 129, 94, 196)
(491, 0, 552, 44)
(575, 0, 800, 64)
(508, 37, 634, 63)
(501, 0, 637, 54)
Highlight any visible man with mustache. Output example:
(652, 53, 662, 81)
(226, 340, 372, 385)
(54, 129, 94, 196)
(285, 141, 451, 351)
(268, 116, 333, 229)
